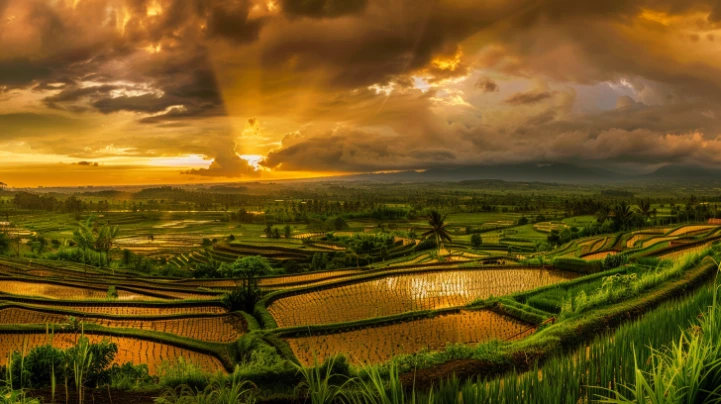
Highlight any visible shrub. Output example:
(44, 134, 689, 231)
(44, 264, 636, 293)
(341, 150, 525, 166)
(106, 285, 118, 300)
(552, 258, 603, 274)
(602, 253, 629, 270)
(109, 362, 153, 391)
(17, 345, 64, 388)
(158, 358, 212, 390)
(470, 234, 482, 249)
(155, 379, 256, 404)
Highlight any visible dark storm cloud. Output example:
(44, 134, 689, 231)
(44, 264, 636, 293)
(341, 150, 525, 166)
(92, 93, 173, 114)
(258, 1, 530, 88)
(474, 77, 499, 93)
(205, 0, 265, 43)
(1, 0, 231, 122)
(262, 126, 460, 172)
(0, 58, 54, 89)
(43, 85, 118, 109)
(6, 0, 721, 179)
(505, 91, 554, 105)
(281, 0, 368, 18)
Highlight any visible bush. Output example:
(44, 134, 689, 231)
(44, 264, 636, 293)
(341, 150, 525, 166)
(107, 285, 118, 299)
(10, 345, 64, 388)
(602, 253, 629, 270)
(109, 362, 153, 391)
(2, 337, 119, 389)
(231, 333, 297, 386)
(470, 234, 482, 249)
(552, 257, 604, 274)
(158, 358, 213, 390)
(635, 256, 662, 267)
(527, 294, 564, 313)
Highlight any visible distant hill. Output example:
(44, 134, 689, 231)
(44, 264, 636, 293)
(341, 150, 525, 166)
(335, 163, 623, 184)
(644, 164, 721, 181)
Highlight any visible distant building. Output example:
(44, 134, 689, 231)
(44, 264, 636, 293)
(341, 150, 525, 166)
(709, 218, 721, 225)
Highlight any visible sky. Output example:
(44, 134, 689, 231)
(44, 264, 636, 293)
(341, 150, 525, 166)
(3, 0, 721, 187)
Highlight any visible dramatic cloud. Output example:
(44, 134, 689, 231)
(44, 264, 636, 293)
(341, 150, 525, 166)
(474, 77, 499, 93)
(4, 0, 721, 186)
(505, 91, 554, 105)
(281, 0, 368, 18)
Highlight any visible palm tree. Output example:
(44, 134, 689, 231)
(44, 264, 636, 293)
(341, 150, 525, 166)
(637, 198, 652, 222)
(614, 201, 635, 231)
(73, 218, 96, 274)
(95, 222, 119, 269)
(421, 210, 452, 260)
(596, 205, 612, 224)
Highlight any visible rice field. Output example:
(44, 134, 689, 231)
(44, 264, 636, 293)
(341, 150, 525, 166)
(267, 268, 578, 328)
(581, 250, 616, 261)
(668, 225, 718, 237)
(626, 233, 658, 248)
(5, 303, 229, 316)
(533, 222, 568, 233)
(0, 308, 245, 343)
(0, 333, 224, 375)
(174, 269, 362, 289)
(0, 279, 163, 301)
(657, 242, 717, 260)
(286, 309, 534, 366)
(640, 236, 677, 248)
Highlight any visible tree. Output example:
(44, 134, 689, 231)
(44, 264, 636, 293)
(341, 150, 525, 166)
(284, 225, 292, 239)
(613, 201, 635, 231)
(221, 256, 273, 312)
(73, 218, 96, 273)
(421, 210, 452, 259)
(596, 205, 612, 224)
(94, 222, 119, 269)
(0, 232, 9, 255)
(29, 235, 48, 255)
(333, 217, 349, 231)
(470, 233, 482, 249)
(637, 198, 652, 221)
(193, 256, 223, 278)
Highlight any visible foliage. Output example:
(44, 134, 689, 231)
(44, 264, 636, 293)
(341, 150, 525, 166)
(222, 256, 273, 312)
(0, 232, 9, 254)
(602, 253, 629, 270)
(158, 358, 213, 390)
(561, 250, 711, 317)
(1, 336, 118, 393)
(108, 362, 153, 391)
(421, 210, 452, 257)
(602, 262, 721, 404)
(552, 257, 604, 274)
(294, 356, 353, 404)
(470, 233, 482, 249)
(106, 285, 118, 300)
(193, 259, 224, 279)
(155, 379, 256, 404)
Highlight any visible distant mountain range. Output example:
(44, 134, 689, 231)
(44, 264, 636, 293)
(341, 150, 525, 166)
(328, 163, 721, 184)
(7, 163, 720, 192)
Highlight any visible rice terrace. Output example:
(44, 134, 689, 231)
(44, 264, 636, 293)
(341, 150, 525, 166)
(5, 1, 721, 403)
(2, 180, 721, 404)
